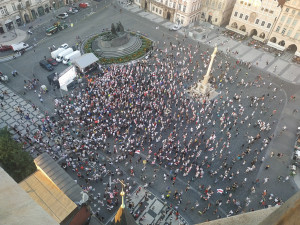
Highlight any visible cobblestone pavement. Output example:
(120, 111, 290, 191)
(0, 82, 59, 159)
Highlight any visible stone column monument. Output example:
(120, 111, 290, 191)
(189, 45, 219, 100)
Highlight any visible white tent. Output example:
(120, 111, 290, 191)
(58, 66, 76, 91)
(73, 53, 98, 74)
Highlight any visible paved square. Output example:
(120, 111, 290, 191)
(253, 53, 275, 69)
(231, 44, 252, 59)
(281, 64, 300, 83)
(267, 58, 290, 76)
(138, 12, 150, 17)
(153, 17, 164, 23)
(241, 48, 264, 62)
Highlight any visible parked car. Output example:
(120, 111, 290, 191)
(79, 2, 89, 8)
(67, 7, 78, 14)
(39, 60, 54, 71)
(57, 13, 68, 19)
(0, 45, 12, 52)
(169, 24, 182, 31)
(47, 58, 58, 66)
(61, 43, 69, 49)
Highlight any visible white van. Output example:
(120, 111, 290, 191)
(56, 48, 73, 62)
(51, 48, 65, 59)
(62, 50, 81, 64)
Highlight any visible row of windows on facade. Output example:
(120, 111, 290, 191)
(0, 1, 40, 16)
(275, 26, 300, 39)
(234, 12, 299, 27)
(234, 11, 272, 28)
(154, 0, 201, 13)
(203, 0, 224, 9)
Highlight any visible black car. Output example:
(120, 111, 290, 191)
(39, 60, 54, 71)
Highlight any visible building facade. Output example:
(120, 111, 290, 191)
(134, 0, 202, 26)
(227, 0, 282, 41)
(268, 0, 300, 56)
(0, 0, 77, 34)
(199, 0, 237, 26)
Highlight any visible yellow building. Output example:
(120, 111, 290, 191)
(268, 0, 300, 57)
(199, 0, 237, 26)
(226, 0, 282, 41)
(135, 0, 202, 26)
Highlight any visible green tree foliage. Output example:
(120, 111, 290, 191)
(0, 127, 36, 183)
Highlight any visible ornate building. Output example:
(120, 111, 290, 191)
(199, 0, 237, 26)
(226, 0, 281, 42)
(134, 0, 202, 26)
(0, 0, 77, 34)
(268, 0, 300, 56)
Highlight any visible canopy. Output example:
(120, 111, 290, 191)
(252, 35, 265, 43)
(267, 41, 285, 51)
(225, 25, 247, 36)
(74, 53, 98, 69)
(5, 19, 12, 24)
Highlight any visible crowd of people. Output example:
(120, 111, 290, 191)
(18, 38, 288, 222)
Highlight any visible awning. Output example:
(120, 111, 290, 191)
(295, 51, 300, 57)
(74, 53, 98, 69)
(5, 19, 13, 24)
(267, 41, 285, 51)
(252, 35, 265, 43)
(225, 25, 247, 36)
(16, 16, 20, 20)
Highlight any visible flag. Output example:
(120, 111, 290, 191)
(135, 150, 140, 154)
(217, 189, 223, 194)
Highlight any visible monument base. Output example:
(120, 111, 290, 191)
(188, 83, 219, 101)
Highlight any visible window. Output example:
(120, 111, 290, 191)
(292, 10, 295, 14)
(261, 7, 264, 11)
(292, 20, 298, 26)
(287, 30, 292, 37)
(245, 15, 248, 20)
(295, 33, 300, 40)
(281, 16, 286, 22)
(173, 2, 175, 8)
(156, 8, 158, 12)
(234, 11, 238, 17)
(261, 21, 265, 26)
(255, 19, 259, 24)
(240, 1, 243, 3)
(270, 10, 274, 14)
(286, 18, 292, 24)
(215, 18, 218, 22)
(239, 13, 243, 18)
(267, 23, 271, 28)
(281, 28, 286, 35)
(276, 26, 280, 32)
(159, 9, 162, 14)
(183, 5, 186, 12)
(264, 9, 269, 12)
(11, 3, 17, 11)
(178, 4, 181, 10)
(286, 8, 289, 12)
(152, 6, 155, 11)
(0, 6, 8, 15)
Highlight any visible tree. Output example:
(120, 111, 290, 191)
(111, 23, 117, 35)
(0, 127, 36, 183)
